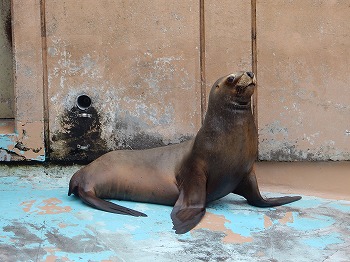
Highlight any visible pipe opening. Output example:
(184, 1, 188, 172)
(76, 94, 92, 110)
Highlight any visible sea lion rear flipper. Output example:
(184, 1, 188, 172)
(78, 187, 147, 217)
(233, 170, 301, 207)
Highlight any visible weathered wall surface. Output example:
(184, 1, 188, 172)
(257, 0, 350, 161)
(45, 1, 201, 161)
(0, 0, 45, 161)
(1, 1, 349, 162)
(0, 0, 14, 118)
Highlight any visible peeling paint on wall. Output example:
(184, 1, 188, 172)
(0, 121, 45, 161)
(0, 119, 44, 161)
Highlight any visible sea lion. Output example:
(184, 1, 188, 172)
(68, 71, 301, 234)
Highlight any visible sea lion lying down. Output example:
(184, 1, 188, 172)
(69, 71, 301, 234)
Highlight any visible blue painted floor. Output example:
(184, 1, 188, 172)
(0, 165, 349, 262)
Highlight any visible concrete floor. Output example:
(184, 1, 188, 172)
(0, 164, 349, 262)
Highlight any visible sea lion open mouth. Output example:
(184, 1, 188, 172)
(231, 101, 251, 109)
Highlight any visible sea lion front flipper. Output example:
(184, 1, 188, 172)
(171, 189, 206, 234)
(78, 187, 147, 217)
(233, 170, 301, 207)
(171, 160, 207, 234)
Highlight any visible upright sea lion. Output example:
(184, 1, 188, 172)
(68, 71, 301, 234)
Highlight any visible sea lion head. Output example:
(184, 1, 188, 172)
(208, 71, 256, 112)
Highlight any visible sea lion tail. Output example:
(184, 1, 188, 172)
(77, 187, 147, 217)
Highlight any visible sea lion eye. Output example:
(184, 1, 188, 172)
(227, 76, 235, 83)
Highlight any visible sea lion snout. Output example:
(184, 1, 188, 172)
(236, 72, 256, 87)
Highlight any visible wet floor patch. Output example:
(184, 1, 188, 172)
(0, 172, 349, 261)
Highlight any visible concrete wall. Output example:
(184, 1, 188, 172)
(0, 1, 349, 161)
(257, 0, 350, 160)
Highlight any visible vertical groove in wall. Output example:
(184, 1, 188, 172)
(251, 0, 258, 126)
(251, 0, 259, 158)
(40, 0, 49, 160)
(200, 0, 206, 124)
(10, 0, 15, 120)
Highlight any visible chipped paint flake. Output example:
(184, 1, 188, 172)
(278, 212, 294, 225)
(20, 200, 36, 213)
(33, 198, 72, 215)
(0, 121, 45, 161)
(193, 212, 253, 243)
(264, 215, 273, 228)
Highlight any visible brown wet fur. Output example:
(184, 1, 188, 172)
(69, 141, 191, 205)
(68, 71, 301, 234)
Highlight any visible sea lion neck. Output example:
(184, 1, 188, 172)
(202, 106, 254, 134)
